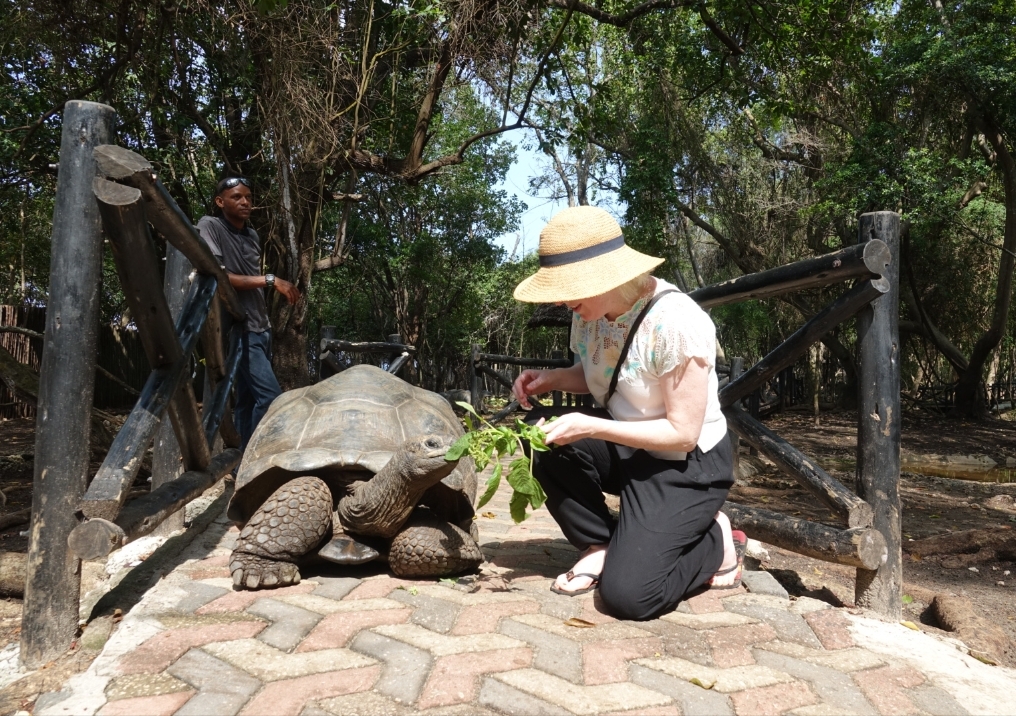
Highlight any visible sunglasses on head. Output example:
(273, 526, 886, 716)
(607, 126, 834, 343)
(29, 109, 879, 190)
(216, 176, 252, 194)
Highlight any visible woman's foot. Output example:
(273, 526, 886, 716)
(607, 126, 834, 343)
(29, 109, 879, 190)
(708, 511, 742, 588)
(553, 544, 607, 594)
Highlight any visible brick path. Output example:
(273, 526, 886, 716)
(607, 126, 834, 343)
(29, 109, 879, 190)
(34, 477, 1016, 716)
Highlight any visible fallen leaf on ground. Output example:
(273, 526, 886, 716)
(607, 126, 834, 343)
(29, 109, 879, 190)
(900, 620, 919, 631)
(563, 618, 596, 628)
(482, 512, 496, 519)
(689, 677, 716, 689)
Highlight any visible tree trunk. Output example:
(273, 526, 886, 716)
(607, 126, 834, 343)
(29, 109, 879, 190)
(954, 120, 1016, 417)
(269, 170, 325, 391)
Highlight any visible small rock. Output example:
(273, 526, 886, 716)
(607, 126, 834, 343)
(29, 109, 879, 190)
(968, 567, 979, 573)
(741, 570, 789, 599)
(984, 494, 1016, 514)
(745, 538, 769, 562)
(997, 582, 1006, 587)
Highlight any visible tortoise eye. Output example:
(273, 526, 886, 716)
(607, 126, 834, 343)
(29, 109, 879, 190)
(426, 437, 441, 449)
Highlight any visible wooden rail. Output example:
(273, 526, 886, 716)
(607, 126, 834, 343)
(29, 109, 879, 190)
(319, 333, 414, 379)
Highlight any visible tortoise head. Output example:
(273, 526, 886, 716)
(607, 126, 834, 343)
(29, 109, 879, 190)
(394, 434, 458, 483)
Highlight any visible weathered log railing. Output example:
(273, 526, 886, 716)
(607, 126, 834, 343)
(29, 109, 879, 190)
(469, 347, 574, 421)
(21, 103, 244, 667)
(708, 220, 899, 613)
(319, 330, 415, 379)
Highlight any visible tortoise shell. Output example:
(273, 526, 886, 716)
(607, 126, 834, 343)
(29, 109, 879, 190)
(227, 364, 476, 527)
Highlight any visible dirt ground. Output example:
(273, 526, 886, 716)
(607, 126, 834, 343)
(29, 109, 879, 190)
(2, 409, 1016, 671)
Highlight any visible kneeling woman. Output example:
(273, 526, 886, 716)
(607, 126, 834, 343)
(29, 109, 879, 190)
(512, 206, 744, 621)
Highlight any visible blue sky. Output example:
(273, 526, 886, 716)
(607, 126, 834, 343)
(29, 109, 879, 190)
(493, 134, 624, 259)
(492, 137, 567, 258)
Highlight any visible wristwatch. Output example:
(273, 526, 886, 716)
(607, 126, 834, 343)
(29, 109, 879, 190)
(265, 273, 275, 288)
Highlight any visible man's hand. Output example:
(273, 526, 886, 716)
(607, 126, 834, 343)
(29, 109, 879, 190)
(513, 369, 554, 409)
(273, 277, 300, 305)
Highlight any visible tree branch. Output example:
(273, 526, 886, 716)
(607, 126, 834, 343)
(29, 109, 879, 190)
(348, 4, 577, 182)
(697, 3, 745, 55)
(901, 223, 970, 373)
(547, 0, 696, 26)
(675, 199, 753, 272)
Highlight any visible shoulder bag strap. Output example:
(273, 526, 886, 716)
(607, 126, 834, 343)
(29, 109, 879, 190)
(604, 289, 679, 406)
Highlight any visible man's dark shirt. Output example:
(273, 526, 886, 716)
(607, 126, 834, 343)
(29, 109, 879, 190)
(196, 215, 270, 333)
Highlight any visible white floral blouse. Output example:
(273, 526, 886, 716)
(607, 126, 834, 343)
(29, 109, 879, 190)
(570, 278, 727, 460)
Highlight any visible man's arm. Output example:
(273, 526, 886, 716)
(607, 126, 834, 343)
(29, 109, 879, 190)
(226, 273, 300, 305)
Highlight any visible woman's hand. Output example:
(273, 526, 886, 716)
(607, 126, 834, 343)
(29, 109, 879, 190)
(540, 412, 601, 446)
(513, 369, 554, 409)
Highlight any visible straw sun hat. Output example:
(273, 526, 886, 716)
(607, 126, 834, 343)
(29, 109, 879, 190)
(513, 206, 665, 303)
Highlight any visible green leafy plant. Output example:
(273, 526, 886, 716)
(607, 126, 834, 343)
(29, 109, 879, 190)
(445, 402, 551, 523)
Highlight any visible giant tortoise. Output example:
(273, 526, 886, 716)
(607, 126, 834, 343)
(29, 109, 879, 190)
(227, 364, 482, 589)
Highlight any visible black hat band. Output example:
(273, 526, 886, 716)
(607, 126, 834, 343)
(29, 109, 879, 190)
(539, 235, 625, 267)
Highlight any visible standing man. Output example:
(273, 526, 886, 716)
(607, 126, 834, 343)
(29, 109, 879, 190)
(197, 177, 300, 452)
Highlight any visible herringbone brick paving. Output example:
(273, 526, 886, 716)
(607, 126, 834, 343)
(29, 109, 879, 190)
(35, 472, 1016, 716)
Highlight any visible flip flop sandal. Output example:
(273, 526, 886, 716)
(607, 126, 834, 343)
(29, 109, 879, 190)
(709, 530, 747, 591)
(550, 571, 600, 596)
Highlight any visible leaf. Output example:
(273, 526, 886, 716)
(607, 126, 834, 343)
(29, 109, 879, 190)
(456, 400, 479, 417)
(902, 594, 914, 604)
(445, 434, 471, 461)
(476, 463, 502, 509)
(563, 617, 596, 628)
(900, 620, 919, 631)
(481, 511, 496, 519)
(689, 677, 715, 690)
(409, 586, 419, 596)
(439, 578, 457, 586)
(509, 490, 531, 523)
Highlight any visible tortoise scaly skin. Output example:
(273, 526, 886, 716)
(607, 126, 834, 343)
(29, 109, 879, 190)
(227, 364, 481, 589)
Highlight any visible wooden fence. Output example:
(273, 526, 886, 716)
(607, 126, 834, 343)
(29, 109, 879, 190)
(1, 306, 163, 418)
(21, 101, 244, 668)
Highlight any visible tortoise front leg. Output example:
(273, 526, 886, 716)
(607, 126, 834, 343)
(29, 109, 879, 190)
(229, 476, 332, 589)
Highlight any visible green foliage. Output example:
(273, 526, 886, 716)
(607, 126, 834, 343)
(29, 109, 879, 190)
(446, 402, 550, 523)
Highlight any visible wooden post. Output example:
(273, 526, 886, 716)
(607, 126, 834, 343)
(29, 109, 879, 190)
(319, 325, 337, 380)
(21, 100, 114, 668)
(552, 351, 563, 406)
(470, 344, 482, 413)
(152, 245, 193, 535)
(203, 325, 242, 447)
(728, 356, 743, 480)
(854, 211, 902, 618)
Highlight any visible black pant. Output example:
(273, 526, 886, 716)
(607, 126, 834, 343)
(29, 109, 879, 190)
(533, 435, 734, 620)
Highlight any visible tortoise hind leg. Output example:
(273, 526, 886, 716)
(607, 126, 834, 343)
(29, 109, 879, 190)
(388, 511, 483, 578)
(230, 476, 332, 589)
